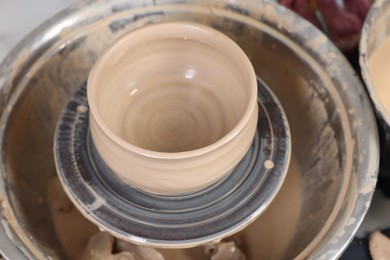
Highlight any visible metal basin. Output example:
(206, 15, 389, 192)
(0, 0, 379, 259)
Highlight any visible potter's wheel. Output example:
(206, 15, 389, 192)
(0, 0, 379, 259)
(54, 78, 290, 247)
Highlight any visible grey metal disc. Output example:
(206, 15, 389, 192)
(54, 77, 290, 247)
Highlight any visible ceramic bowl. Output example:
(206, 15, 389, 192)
(87, 22, 258, 195)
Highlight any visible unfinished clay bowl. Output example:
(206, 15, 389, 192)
(87, 22, 258, 195)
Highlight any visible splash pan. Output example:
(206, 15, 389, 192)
(0, 0, 379, 259)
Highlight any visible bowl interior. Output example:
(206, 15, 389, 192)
(89, 22, 254, 152)
(0, 1, 377, 259)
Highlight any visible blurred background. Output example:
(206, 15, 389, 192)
(0, 0, 78, 62)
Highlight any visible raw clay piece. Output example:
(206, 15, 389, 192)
(204, 241, 246, 260)
(77, 231, 165, 260)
